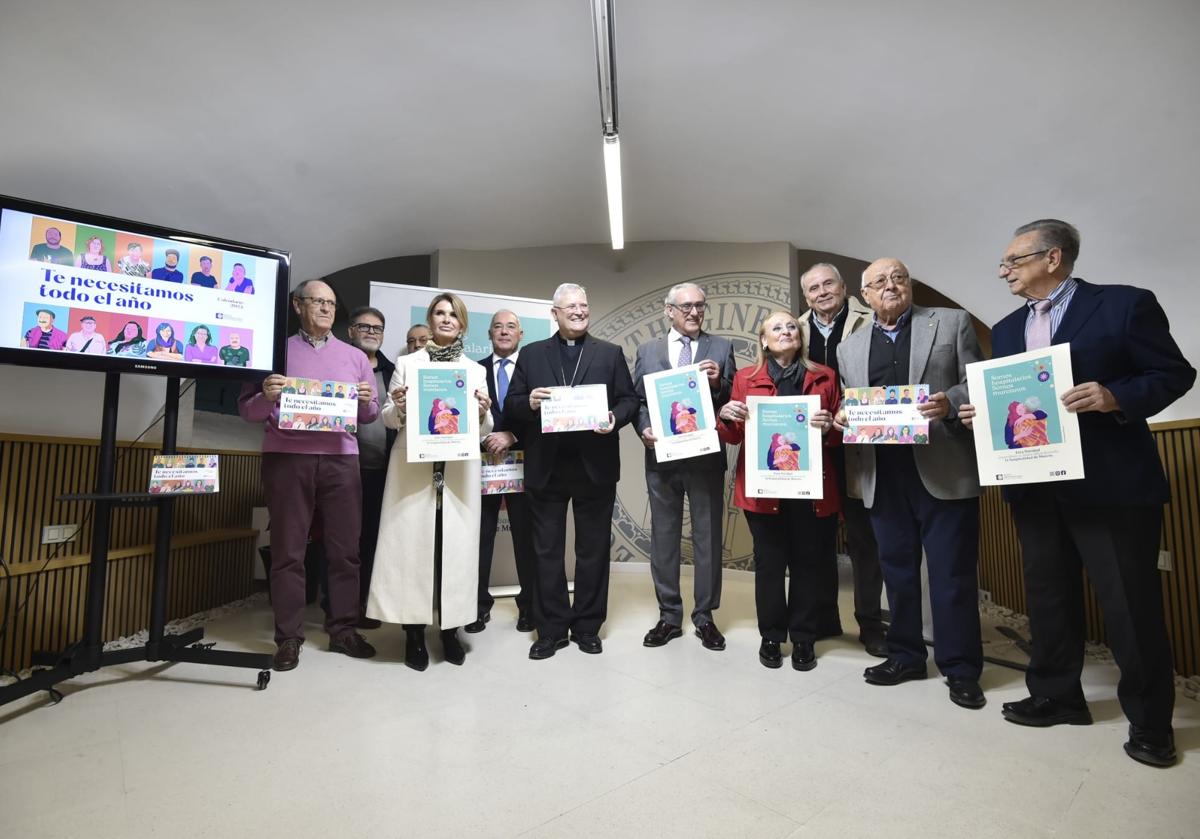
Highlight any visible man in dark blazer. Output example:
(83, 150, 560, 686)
(467, 309, 538, 634)
(797, 262, 888, 657)
(633, 282, 737, 651)
(346, 305, 397, 629)
(505, 283, 639, 659)
(836, 258, 986, 710)
(979, 219, 1195, 766)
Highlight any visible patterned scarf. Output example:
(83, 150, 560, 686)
(426, 336, 464, 362)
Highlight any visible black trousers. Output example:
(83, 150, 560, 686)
(744, 502, 838, 644)
(478, 490, 538, 617)
(1012, 487, 1175, 733)
(358, 467, 387, 610)
(869, 449, 982, 679)
(830, 448, 886, 634)
(528, 469, 616, 640)
(841, 494, 886, 634)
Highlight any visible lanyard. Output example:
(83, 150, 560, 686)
(561, 344, 584, 387)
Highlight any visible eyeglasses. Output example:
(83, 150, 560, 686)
(298, 296, 336, 310)
(553, 303, 590, 313)
(998, 250, 1049, 271)
(668, 302, 706, 314)
(352, 323, 384, 334)
(862, 272, 910, 292)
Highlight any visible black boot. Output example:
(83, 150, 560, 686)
(405, 627, 429, 671)
(441, 628, 466, 666)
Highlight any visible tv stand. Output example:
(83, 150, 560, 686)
(0, 373, 272, 707)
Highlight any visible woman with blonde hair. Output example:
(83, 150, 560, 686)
(367, 292, 493, 669)
(716, 311, 842, 671)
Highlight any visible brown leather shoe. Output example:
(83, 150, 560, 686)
(330, 631, 377, 659)
(643, 620, 683, 647)
(695, 622, 726, 651)
(273, 638, 301, 671)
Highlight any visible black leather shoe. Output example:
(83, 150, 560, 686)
(946, 676, 986, 709)
(643, 620, 683, 647)
(571, 633, 603, 654)
(273, 638, 301, 672)
(863, 658, 927, 685)
(357, 615, 382, 630)
(441, 629, 466, 665)
(759, 639, 783, 669)
(858, 630, 889, 659)
(516, 611, 536, 632)
(405, 629, 429, 671)
(695, 622, 726, 651)
(529, 636, 569, 660)
(1124, 725, 1177, 767)
(330, 631, 377, 659)
(464, 611, 491, 634)
(1001, 695, 1092, 727)
(791, 642, 817, 671)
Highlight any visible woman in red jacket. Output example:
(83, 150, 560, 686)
(716, 311, 842, 671)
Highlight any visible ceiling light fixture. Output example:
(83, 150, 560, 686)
(591, 0, 623, 250)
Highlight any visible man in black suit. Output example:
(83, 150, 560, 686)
(467, 309, 538, 634)
(964, 219, 1195, 767)
(505, 283, 639, 659)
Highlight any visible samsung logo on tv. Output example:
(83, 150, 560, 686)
(134, 364, 159, 371)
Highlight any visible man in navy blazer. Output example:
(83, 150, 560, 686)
(467, 309, 539, 635)
(977, 219, 1195, 767)
(505, 283, 639, 659)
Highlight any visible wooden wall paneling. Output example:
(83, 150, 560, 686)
(0, 434, 264, 673)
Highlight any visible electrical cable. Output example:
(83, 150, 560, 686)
(0, 380, 197, 676)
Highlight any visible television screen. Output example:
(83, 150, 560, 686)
(0, 195, 289, 381)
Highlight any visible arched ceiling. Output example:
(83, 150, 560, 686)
(2, 1, 1197, 416)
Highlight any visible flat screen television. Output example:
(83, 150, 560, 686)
(0, 194, 289, 382)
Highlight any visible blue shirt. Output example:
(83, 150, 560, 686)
(871, 307, 912, 343)
(151, 267, 184, 282)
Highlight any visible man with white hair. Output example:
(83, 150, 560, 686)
(505, 283, 639, 659)
(835, 259, 986, 710)
(633, 282, 736, 651)
(797, 262, 887, 657)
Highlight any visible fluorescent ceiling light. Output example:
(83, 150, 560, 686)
(603, 134, 624, 250)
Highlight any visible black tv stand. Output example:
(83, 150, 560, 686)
(0, 373, 272, 707)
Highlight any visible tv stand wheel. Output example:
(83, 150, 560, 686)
(256, 670, 271, 691)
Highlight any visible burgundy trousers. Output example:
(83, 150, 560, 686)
(262, 453, 362, 644)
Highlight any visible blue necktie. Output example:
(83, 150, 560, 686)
(678, 335, 692, 367)
(497, 358, 510, 410)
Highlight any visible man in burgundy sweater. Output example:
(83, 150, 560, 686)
(239, 279, 380, 671)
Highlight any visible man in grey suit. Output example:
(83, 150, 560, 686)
(634, 283, 737, 651)
(835, 258, 985, 710)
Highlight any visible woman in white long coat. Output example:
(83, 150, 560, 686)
(366, 292, 492, 669)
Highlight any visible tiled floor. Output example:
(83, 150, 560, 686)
(1, 566, 1196, 839)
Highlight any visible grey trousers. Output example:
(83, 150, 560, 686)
(645, 466, 725, 627)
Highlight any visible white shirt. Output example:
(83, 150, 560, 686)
(667, 327, 698, 368)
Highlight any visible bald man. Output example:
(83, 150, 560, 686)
(468, 310, 538, 633)
(835, 258, 986, 710)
